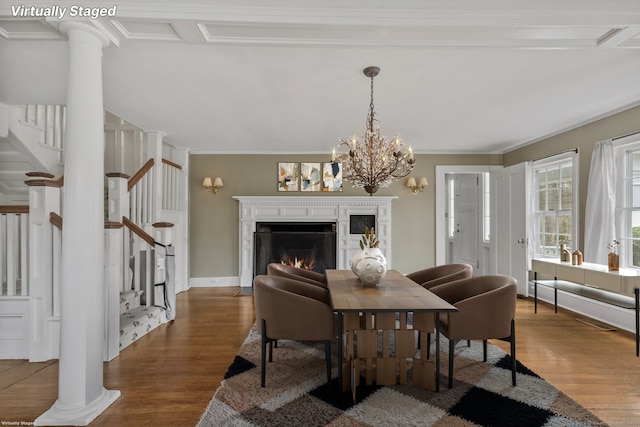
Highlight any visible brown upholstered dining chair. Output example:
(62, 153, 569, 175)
(429, 274, 517, 388)
(253, 274, 334, 387)
(267, 263, 327, 288)
(406, 263, 473, 290)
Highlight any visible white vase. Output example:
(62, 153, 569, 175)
(351, 248, 387, 287)
(350, 249, 367, 275)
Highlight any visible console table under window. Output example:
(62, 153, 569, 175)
(531, 258, 639, 356)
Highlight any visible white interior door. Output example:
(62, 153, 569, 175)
(452, 174, 480, 270)
(491, 163, 528, 296)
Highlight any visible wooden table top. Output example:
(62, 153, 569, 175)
(326, 269, 458, 313)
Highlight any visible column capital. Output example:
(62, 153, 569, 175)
(59, 20, 111, 48)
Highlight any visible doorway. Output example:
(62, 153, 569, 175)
(436, 165, 501, 276)
(446, 173, 481, 270)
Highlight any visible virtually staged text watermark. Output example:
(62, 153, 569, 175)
(11, 5, 117, 19)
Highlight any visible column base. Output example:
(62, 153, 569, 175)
(35, 388, 120, 426)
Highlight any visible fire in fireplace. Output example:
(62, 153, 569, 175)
(254, 222, 336, 277)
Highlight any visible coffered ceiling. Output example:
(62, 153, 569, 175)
(1, 0, 640, 154)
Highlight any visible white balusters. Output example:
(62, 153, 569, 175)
(21, 104, 66, 153)
(0, 210, 29, 297)
(161, 160, 182, 211)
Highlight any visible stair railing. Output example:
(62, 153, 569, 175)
(122, 216, 156, 307)
(0, 206, 29, 297)
(22, 104, 66, 152)
(128, 159, 155, 226)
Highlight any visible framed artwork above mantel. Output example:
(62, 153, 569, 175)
(277, 162, 342, 192)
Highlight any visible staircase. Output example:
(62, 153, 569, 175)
(0, 103, 64, 203)
(119, 289, 163, 350)
(1, 103, 188, 361)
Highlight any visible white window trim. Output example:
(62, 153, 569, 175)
(530, 151, 579, 258)
(614, 136, 640, 269)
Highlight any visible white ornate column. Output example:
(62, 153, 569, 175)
(36, 21, 120, 426)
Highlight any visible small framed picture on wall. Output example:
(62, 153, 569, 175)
(278, 162, 299, 191)
(322, 162, 343, 192)
(301, 162, 321, 192)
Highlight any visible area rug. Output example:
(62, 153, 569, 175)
(197, 325, 607, 427)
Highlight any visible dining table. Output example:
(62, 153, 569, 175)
(325, 269, 458, 395)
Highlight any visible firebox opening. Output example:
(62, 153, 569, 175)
(254, 222, 337, 279)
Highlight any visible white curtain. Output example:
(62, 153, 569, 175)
(584, 139, 615, 263)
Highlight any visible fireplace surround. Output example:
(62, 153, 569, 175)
(233, 196, 396, 287)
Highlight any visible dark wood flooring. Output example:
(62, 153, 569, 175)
(1, 287, 639, 425)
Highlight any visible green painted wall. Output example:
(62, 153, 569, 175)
(189, 153, 503, 280)
(504, 105, 640, 253)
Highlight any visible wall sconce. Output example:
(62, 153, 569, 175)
(203, 177, 224, 194)
(406, 177, 428, 195)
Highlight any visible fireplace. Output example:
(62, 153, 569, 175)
(254, 222, 336, 277)
(233, 196, 395, 286)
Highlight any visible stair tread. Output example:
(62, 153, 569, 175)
(120, 305, 163, 336)
(119, 290, 145, 314)
(119, 289, 144, 299)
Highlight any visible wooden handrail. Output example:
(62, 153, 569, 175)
(127, 159, 155, 191)
(0, 205, 29, 214)
(50, 212, 62, 230)
(122, 216, 155, 246)
(162, 158, 182, 170)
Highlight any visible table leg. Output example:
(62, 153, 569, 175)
(635, 288, 639, 357)
(435, 312, 440, 392)
(337, 311, 344, 391)
(534, 272, 538, 313)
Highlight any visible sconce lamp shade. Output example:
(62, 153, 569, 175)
(203, 176, 224, 194)
(407, 176, 428, 195)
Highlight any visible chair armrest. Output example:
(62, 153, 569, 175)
(445, 284, 516, 340)
(406, 268, 437, 286)
(255, 284, 334, 341)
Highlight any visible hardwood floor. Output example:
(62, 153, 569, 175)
(1, 287, 639, 426)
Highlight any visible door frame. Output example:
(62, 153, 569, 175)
(435, 165, 502, 266)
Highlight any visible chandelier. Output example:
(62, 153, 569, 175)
(332, 66, 415, 195)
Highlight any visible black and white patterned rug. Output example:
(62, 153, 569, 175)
(198, 325, 606, 426)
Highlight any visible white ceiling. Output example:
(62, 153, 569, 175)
(1, 0, 640, 154)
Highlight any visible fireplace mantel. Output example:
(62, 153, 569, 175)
(233, 196, 397, 287)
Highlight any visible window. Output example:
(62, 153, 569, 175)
(615, 138, 640, 268)
(532, 154, 578, 257)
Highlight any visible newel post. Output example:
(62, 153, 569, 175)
(25, 173, 61, 362)
(146, 130, 165, 223)
(103, 221, 123, 361)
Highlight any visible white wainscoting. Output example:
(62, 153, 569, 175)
(233, 196, 397, 287)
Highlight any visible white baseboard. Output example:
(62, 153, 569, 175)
(189, 276, 240, 288)
(528, 282, 636, 334)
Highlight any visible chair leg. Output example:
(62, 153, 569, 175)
(324, 340, 332, 385)
(448, 339, 455, 388)
(483, 339, 488, 362)
(426, 333, 431, 360)
(511, 319, 517, 386)
(261, 319, 267, 387)
(467, 340, 471, 347)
